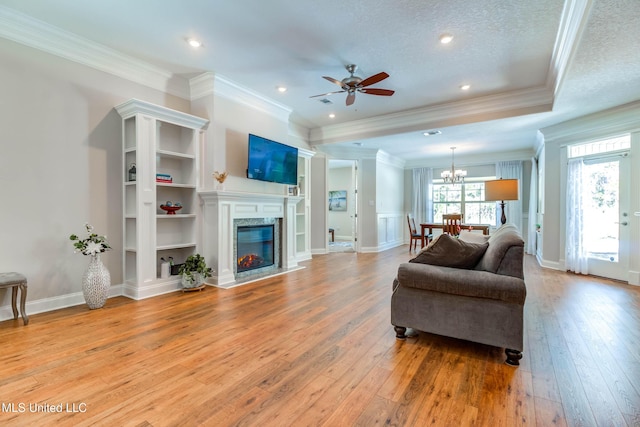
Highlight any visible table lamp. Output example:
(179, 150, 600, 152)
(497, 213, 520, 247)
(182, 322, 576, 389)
(485, 178, 519, 225)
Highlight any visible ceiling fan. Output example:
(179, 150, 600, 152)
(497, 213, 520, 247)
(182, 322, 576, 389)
(310, 64, 395, 106)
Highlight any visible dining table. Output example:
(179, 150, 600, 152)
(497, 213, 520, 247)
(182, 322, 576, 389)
(419, 223, 490, 248)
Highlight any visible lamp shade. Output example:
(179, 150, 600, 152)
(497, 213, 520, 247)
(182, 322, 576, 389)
(485, 179, 519, 201)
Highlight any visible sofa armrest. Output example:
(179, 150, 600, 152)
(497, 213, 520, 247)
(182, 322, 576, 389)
(396, 263, 526, 304)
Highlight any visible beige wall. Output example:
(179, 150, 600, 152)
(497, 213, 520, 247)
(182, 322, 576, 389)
(0, 37, 186, 315)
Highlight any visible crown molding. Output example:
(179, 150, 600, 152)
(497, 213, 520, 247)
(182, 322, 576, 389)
(310, 85, 554, 146)
(541, 100, 640, 144)
(546, 0, 595, 95)
(288, 121, 311, 143)
(297, 147, 315, 159)
(189, 72, 215, 100)
(0, 5, 191, 98)
(115, 98, 209, 130)
(213, 74, 292, 124)
(313, 144, 404, 168)
(315, 145, 379, 160)
(376, 151, 406, 169)
(403, 148, 535, 170)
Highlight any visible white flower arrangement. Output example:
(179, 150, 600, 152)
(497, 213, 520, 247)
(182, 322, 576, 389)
(70, 223, 111, 256)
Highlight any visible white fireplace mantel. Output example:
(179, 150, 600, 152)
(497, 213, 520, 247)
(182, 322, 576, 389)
(198, 190, 303, 288)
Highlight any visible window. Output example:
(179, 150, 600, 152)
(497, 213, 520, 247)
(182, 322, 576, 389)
(432, 178, 496, 224)
(568, 135, 630, 158)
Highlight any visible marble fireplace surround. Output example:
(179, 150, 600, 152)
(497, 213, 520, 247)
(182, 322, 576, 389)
(199, 190, 303, 288)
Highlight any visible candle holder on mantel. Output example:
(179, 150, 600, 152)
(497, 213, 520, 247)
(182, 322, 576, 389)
(213, 171, 228, 191)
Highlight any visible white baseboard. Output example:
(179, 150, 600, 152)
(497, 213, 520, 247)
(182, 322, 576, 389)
(537, 256, 563, 271)
(0, 284, 124, 322)
(122, 280, 182, 300)
(361, 240, 404, 253)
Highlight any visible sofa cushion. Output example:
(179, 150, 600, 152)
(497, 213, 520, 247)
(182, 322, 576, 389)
(410, 233, 489, 269)
(397, 262, 526, 304)
(458, 231, 490, 244)
(475, 225, 524, 278)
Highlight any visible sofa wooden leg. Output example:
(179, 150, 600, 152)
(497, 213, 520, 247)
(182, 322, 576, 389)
(394, 326, 407, 340)
(505, 348, 522, 366)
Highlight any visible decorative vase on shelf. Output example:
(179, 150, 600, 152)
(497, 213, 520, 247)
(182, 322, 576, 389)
(82, 254, 111, 309)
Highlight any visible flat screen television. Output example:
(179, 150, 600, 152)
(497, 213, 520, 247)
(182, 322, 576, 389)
(247, 134, 298, 185)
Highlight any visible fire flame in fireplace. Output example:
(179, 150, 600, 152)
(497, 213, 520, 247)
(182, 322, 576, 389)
(238, 254, 264, 269)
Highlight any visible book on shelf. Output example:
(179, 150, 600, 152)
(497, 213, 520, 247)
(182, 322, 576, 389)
(156, 173, 173, 183)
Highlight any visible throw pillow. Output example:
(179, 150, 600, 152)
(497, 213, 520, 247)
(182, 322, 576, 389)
(409, 233, 489, 269)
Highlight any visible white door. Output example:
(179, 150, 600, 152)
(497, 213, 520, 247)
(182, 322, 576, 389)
(351, 162, 358, 250)
(582, 156, 630, 281)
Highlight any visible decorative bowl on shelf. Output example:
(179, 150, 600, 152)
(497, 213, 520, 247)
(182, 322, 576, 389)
(160, 205, 183, 215)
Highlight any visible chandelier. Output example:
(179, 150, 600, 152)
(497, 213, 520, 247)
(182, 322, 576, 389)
(441, 147, 467, 183)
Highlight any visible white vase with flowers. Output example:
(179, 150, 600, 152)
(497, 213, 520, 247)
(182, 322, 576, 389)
(70, 223, 112, 309)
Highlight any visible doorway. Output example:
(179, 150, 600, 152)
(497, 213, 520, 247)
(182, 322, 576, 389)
(582, 156, 630, 281)
(328, 159, 357, 253)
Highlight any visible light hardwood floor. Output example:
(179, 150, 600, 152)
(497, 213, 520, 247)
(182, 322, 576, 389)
(1, 246, 639, 426)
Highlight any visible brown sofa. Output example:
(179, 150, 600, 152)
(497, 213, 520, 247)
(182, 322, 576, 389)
(391, 224, 527, 366)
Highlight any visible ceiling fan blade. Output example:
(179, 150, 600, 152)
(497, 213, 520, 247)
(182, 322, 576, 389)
(359, 71, 389, 87)
(309, 90, 346, 98)
(323, 76, 346, 88)
(346, 92, 356, 106)
(359, 88, 395, 96)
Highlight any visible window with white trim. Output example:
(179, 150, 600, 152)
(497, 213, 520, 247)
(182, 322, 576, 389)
(568, 135, 630, 158)
(432, 177, 497, 225)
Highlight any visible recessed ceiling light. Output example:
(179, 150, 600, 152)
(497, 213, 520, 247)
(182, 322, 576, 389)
(276, 86, 287, 93)
(439, 34, 453, 44)
(329, 113, 335, 118)
(460, 84, 471, 91)
(423, 130, 442, 136)
(187, 38, 203, 48)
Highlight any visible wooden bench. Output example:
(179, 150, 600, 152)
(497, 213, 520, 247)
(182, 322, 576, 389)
(0, 272, 29, 325)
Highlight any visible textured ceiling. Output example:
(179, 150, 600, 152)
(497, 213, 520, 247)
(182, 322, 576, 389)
(0, 0, 638, 164)
(555, 0, 640, 113)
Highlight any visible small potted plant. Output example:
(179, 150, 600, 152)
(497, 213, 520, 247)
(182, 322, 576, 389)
(178, 254, 212, 288)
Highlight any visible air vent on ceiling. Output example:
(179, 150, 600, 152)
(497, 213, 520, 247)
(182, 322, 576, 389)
(318, 98, 333, 104)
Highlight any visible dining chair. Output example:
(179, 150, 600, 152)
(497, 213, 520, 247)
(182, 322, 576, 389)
(406, 214, 422, 252)
(442, 213, 463, 236)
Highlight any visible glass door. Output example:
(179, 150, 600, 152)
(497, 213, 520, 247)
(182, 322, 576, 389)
(582, 156, 630, 281)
